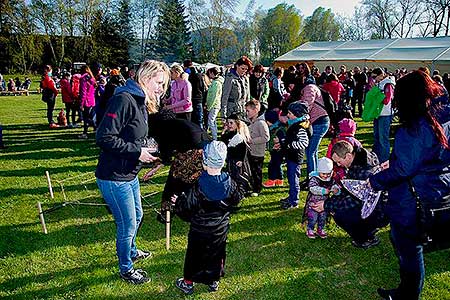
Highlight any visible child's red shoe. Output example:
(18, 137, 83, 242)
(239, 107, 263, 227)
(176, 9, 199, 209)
(262, 179, 276, 188)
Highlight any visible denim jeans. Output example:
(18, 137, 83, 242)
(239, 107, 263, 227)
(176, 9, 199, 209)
(286, 160, 301, 206)
(306, 116, 330, 174)
(192, 102, 204, 129)
(207, 108, 220, 140)
(373, 115, 392, 163)
(389, 223, 424, 300)
(97, 177, 143, 274)
(268, 151, 284, 180)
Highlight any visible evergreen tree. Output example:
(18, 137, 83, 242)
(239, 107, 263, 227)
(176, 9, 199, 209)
(154, 0, 191, 62)
(117, 0, 134, 65)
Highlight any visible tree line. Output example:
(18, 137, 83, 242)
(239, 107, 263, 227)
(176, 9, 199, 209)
(0, 0, 449, 74)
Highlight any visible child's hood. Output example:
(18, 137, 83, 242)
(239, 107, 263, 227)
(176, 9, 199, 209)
(199, 171, 232, 201)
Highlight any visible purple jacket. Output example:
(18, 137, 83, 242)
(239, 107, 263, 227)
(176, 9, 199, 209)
(80, 73, 96, 108)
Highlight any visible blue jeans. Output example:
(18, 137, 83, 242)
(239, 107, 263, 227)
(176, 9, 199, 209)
(373, 115, 392, 163)
(268, 151, 284, 180)
(389, 223, 424, 300)
(207, 108, 220, 140)
(192, 102, 204, 129)
(97, 177, 143, 274)
(306, 116, 330, 174)
(286, 160, 301, 206)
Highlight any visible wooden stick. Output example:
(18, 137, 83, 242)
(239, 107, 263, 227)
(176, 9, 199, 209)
(45, 171, 54, 199)
(37, 202, 48, 234)
(165, 210, 171, 250)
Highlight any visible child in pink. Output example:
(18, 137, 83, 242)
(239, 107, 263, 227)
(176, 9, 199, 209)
(326, 118, 362, 181)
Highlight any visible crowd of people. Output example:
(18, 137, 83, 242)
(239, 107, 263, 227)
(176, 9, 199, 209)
(33, 58, 450, 299)
(0, 72, 31, 92)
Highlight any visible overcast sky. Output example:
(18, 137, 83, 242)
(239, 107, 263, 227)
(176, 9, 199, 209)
(238, 0, 360, 17)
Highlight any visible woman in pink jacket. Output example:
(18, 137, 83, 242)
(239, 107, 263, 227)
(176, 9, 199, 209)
(300, 83, 330, 175)
(79, 65, 97, 139)
(164, 64, 193, 120)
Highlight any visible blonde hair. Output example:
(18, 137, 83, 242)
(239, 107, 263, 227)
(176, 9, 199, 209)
(171, 64, 184, 75)
(235, 119, 251, 144)
(135, 60, 170, 113)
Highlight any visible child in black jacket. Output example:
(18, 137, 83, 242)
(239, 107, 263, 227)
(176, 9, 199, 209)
(174, 141, 243, 295)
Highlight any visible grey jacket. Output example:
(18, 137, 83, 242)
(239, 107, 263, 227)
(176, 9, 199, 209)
(248, 114, 270, 157)
(221, 69, 250, 118)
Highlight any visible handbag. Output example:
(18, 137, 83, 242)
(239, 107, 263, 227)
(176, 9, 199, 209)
(409, 181, 450, 252)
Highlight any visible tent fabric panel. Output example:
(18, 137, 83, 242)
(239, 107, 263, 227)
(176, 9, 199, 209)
(371, 47, 449, 61)
(276, 49, 330, 61)
(321, 49, 381, 60)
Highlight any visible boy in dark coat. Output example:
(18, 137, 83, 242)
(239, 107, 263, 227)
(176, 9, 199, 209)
(174, 141, 243, 295)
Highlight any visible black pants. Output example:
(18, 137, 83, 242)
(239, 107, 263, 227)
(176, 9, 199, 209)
(82, 106, 95, 134)
(64, 102, 76, 124)
(352, 89, 364, 117)
(333, 204, 387, 243)
(248, 155, 264, 193)
(46, 98, 56, 124)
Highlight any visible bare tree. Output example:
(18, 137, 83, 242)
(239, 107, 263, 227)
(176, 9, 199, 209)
(362, 0, 397, 38)
(423, 0, 450, 36)
(132, 0, 158, 61)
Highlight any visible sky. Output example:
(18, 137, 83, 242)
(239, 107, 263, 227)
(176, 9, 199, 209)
(238, 0, 360, 17)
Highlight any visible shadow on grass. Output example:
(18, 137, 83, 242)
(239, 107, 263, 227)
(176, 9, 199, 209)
(0, 263, 117, 300)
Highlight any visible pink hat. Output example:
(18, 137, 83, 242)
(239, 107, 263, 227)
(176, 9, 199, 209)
(338, 118, 357, 135)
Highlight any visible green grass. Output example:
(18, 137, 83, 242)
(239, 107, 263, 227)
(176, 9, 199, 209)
(0, 95, 449, 300)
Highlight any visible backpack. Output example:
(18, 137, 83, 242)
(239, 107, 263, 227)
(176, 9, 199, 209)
(317, 87, 338, 125)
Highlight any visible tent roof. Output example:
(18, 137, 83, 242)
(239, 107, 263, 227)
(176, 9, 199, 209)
(275, 36, 450, 63)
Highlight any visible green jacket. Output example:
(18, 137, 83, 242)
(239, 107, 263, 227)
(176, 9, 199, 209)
(362, 86, 385, 122)
(206, 76, 224, 111)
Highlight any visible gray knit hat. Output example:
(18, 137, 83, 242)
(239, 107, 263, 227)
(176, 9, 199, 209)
(203, 141, 227, 169)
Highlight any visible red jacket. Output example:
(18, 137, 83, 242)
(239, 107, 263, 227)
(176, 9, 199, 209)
(322, 81, 345, 104)
(41, 74, 58, 97)
(60, 78, 73, 103)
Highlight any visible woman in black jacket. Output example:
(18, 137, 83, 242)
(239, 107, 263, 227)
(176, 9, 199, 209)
(95, 60, 170, 284)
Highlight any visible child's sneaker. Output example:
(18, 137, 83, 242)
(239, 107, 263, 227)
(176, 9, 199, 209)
(306, 229, 316, 239)
(275, 179, 284, 186)
(120, 268, 150, 284)
(208, 281, 219, 292)
(262, 179, 276, 188)
(175, 278, 194, 295)
(316, 229, 328, 239)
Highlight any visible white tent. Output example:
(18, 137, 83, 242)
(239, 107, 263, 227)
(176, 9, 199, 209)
(274, 36, 450, 73)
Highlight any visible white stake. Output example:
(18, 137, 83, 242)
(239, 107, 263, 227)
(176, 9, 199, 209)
(165, 210, 171, 250)
(45, 171, 54, 199)
(37, 202, 48, 234)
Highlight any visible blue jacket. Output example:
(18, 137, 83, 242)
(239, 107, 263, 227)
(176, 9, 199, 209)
(370, 117, 450, 228)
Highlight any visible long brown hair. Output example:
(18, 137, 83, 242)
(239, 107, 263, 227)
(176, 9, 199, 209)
(81, 65, 95, 79)
(394, 70, 448, 148)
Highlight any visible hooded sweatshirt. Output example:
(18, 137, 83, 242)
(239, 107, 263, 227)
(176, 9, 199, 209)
(95, 79, 149, 181)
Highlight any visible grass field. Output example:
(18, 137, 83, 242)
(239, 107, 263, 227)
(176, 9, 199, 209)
(0, 95, 449, 300)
